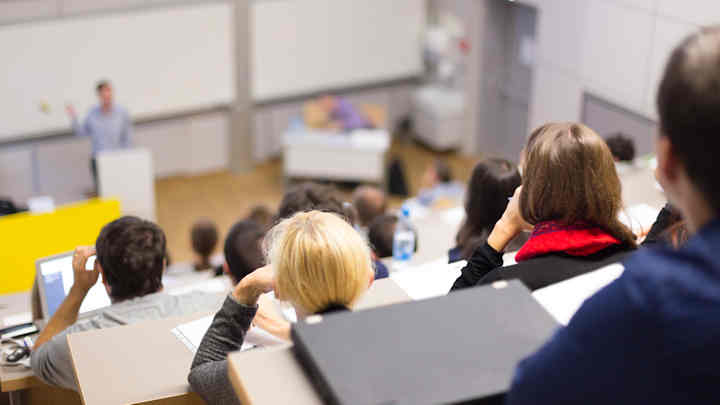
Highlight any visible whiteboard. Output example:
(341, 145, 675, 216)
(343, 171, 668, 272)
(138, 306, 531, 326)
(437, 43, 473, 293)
(0, 3, 235, 141)
(252, 0, 425, 101)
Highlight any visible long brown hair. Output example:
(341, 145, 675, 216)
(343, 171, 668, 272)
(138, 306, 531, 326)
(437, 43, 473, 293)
(520, 122, 636, 247)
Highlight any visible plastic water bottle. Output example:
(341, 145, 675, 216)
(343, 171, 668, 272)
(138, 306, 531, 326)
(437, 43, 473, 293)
(393, 205, 415, 270)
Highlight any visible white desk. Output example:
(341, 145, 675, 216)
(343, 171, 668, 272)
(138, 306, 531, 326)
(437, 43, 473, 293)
(283, 129, 390, 183)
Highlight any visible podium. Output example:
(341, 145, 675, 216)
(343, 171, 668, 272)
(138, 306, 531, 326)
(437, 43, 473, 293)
(97, 148, 156, 221)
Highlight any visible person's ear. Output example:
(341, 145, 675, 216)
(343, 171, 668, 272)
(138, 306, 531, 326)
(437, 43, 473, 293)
(656, 135, 680, 189)
(223, 262, 238, 285)
(97, 262, 112, 297)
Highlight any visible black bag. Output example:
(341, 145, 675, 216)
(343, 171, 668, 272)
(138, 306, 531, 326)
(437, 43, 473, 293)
(387, 157, 409, 197)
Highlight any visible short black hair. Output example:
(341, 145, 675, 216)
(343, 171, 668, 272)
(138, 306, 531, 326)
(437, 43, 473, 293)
(95, 216, 166, 301)
(605, 133, 636, 162)
(657, 26, 720, 213)
(367, 214, 418, 258)
(96, 80, 111, 93)
(276, 182, 351, 223)
(224, 220, 265, 283)
(191, 219, 219, 263)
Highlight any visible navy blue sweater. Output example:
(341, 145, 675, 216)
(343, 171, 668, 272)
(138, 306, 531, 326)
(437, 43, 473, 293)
(508, 219, 720, 404)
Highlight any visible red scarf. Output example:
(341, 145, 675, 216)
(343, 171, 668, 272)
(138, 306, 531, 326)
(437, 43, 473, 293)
(515, 221, 621, 262)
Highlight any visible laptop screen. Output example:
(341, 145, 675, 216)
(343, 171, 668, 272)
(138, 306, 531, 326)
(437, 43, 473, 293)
(38, 253, 111, 318)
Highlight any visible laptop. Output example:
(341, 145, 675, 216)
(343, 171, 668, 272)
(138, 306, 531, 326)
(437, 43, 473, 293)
(291, 281, 558, 405)
(36, 251, 112, 320)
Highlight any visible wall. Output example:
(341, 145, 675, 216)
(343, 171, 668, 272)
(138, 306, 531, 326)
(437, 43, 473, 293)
(0, 0, 420, 205)
(522, 0, 716, 138)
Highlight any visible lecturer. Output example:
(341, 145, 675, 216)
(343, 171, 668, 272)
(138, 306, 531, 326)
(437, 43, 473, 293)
(66, 80, 133, 192)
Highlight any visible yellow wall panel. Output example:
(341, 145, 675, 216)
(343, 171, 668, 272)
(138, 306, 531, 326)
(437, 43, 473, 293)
(0, 199, 121, 295)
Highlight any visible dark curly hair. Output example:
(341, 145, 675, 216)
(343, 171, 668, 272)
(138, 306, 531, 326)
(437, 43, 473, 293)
(276, 182, 352, 223)
(95, 216, 166, 301)
(605, 133, 636, 162)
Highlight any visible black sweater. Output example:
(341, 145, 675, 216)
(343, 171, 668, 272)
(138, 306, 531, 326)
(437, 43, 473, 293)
(451, 242, 635, 292)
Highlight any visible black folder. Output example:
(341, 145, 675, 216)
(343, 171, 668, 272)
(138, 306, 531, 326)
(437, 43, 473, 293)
(292, 280, 558, 405)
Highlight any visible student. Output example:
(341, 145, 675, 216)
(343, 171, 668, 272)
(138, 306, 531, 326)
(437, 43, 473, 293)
(188, 211, 374, 405)
(506, 27, 720, 404)
(352, 185, 388, 229)
(191, 219, 220, 271)
(449, 158, 525, 263)
(367, 213, 418, 262)
(31, 216, 224, 391)
(642, 203, 689, 247)
(276, 182, 388, 280)
(451, 123, 637, 291)
(245, 205, 273, 231)
(417, 159, 465, 207)
(222, 219, 265, 284)
(605, 132, 636, 162)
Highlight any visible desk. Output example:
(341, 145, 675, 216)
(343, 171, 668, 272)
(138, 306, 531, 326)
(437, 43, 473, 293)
(228, 278, 410, 404)
(619, 162, 665, 209)
(68, 278, 409, 405)
(69, 312, 210, 405)
(0, 293, 31, 329)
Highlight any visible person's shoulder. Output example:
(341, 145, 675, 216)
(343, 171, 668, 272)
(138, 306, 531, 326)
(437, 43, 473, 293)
(622, 243, 720, 311)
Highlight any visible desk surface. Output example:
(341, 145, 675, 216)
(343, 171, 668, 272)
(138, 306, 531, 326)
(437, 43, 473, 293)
(68, 278, 409, 405)
(620, 163, 666, 209)
(0, 291, 36, 393)
(69, 312, 211, 405)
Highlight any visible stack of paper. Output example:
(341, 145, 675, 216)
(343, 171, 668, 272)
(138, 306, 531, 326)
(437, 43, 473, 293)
(171, 315, 285, 354)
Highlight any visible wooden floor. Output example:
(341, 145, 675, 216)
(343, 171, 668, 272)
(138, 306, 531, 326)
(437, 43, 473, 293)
(156, 139, 479, 263)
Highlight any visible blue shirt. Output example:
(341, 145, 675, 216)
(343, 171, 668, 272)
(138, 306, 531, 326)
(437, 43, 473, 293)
(507, 219, 720, 404)
(374, 259, 389, 280)
(73, 105, 133, 156)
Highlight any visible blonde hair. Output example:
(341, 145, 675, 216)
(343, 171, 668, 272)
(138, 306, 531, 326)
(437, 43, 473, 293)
(520, 122, 636, 247)
(267, 211, 373, 314)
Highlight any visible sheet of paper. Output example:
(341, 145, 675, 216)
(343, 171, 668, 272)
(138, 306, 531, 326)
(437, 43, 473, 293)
(171, 315, 285, 354)
(618, 203, 661, 237)
(390, 258, 466, 300)
(532, 263, 624, 325)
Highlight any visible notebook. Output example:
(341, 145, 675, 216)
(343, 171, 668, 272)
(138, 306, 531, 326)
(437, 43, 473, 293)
(292, 280, 558, 405)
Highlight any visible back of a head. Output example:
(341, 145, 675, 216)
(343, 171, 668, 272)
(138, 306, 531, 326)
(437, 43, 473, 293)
(224, 220, 265, 283)
(605, 133, 636, 162)
(191, 219, 219, 264)
(368, 214, 398, 258)
(96, 216, 166, 301)
(353, 186, 388, 227)
(457, 158, 521, 256)
(270, 211, 373, 314)
(520, 122, 635, 246)
(276, 182, 350, 223)
(658, 26, 720, 213)
(435, 159, 453, 183)
(246, 205, 274, 231)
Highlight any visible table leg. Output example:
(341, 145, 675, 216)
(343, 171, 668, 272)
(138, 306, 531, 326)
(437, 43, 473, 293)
(8, 391, 22, 405)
